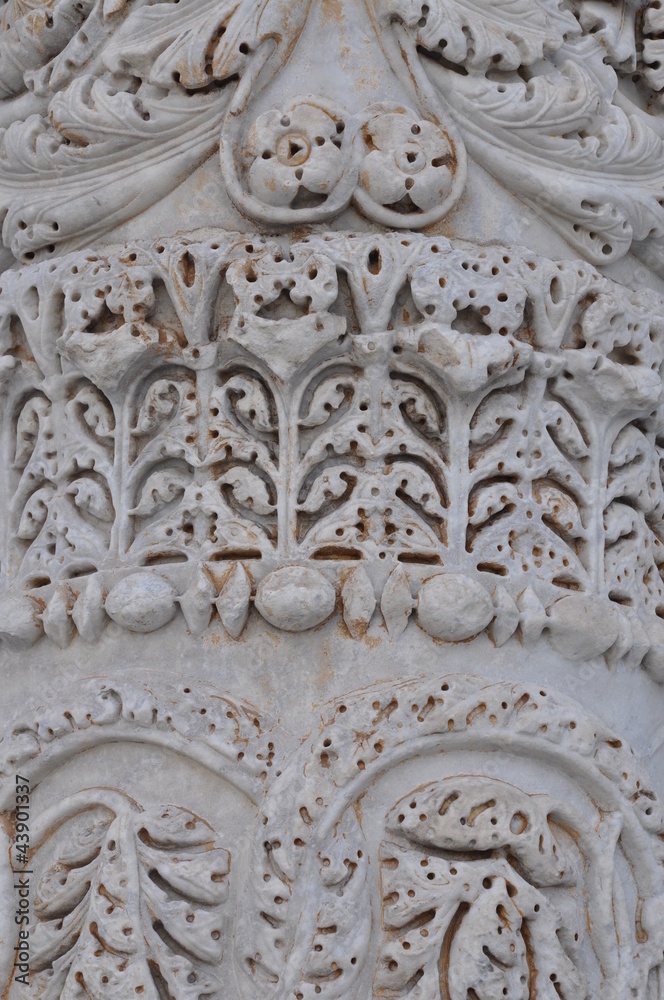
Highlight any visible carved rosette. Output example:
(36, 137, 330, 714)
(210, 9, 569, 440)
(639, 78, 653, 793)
(220, 100, 466, 227)
(1, 0, 664, 269)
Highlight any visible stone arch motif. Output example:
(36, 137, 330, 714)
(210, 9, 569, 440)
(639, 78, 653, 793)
(239, 675, 664, 1000)
(3, 676, 662, 999)
(0, 677, 294, 999)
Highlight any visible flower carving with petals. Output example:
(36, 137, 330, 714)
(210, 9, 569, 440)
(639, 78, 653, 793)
(245, 102, 348, 210)
(356, 108, 465, 225)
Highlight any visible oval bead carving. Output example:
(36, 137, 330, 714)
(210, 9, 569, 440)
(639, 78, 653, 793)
(105, 574, 178, 634)
(0, 592, 43, 649)
(546, 594, 619, 661)
(417, 573, 494, 640)
(255, 566, 336, 632)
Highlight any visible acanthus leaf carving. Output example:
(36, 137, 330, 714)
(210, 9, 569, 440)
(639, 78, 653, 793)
(17, 789, 230, 1000)
(232, 674, 664, 1000)
(0, 676, 662, 1000)
(3, 0, 664, 270)
(376, 792, 590, 1000)
(373, 0, 578, 72)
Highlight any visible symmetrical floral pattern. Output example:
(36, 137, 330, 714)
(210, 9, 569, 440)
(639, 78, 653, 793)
(377, 778, 591, 999)
(4, 675, 661, 1000)
(356, 109, 462, 225)
(1, 232, 664, 673)
(242, 101, 353, 214)
(243, 673, 664, 1000)
(0, 677, 290, 1000)
(1, 0, 664, 267)
(2, 5, 663, 1000)
(223, 99, 466, 226)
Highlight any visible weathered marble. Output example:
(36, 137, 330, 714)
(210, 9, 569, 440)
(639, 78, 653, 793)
(1, 1, 664, 998)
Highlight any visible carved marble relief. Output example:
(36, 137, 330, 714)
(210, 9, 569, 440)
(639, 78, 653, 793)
(1, 232, 664, 678)
(0, 676, 662, 999)
(1, 0, 664, 266)
(0, 678, 291, 999)
(1, 0, 664, 998)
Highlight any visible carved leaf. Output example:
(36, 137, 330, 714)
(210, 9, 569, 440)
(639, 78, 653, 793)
(533, 482, 585, 540)
(296, 810, 370, 998)
(543, 400, 590, 460)
(251, 806, 371, 1000)
(0, 0, 317, 258)
(68, 386, 116, 440)
(470, 391, 520, 448)
(132, 468, 191, 518)
(449, 879, 530, 999)
(375, 0, 578, 71)
(416, 327, 530, 396)
(14, 396, 51, 468)
(218, 468, 275, 516)
(604, 500, 639, 548)
(575, 2, 637, 73)
(68, 478, 114, 522)
(300, 377, 353, 428)
(221, 374, 276, 434)
(105, 0, 308, 92)
(426, 57, 664, 269)
(392, 378, 443, 438)
(469, 482, 520, 528)
(17, 487, 54, 540)
(298, 466, 351, 514)
(388, 464, 447, 520)
(61, 323, 176, 394)
(26, 793, 229, 1000)
(103, 0, 246, 91)
(607, 424, 655, 510)
(0, 88, 227, 262)
(134, 379, 186, 436)
(375, 778, 588, 1000)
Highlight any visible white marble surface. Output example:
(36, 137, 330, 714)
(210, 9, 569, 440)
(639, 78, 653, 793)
(1, 0, 664, 997)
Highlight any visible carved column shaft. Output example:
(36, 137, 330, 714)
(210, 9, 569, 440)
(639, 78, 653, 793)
(0, 1, 663, 999)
